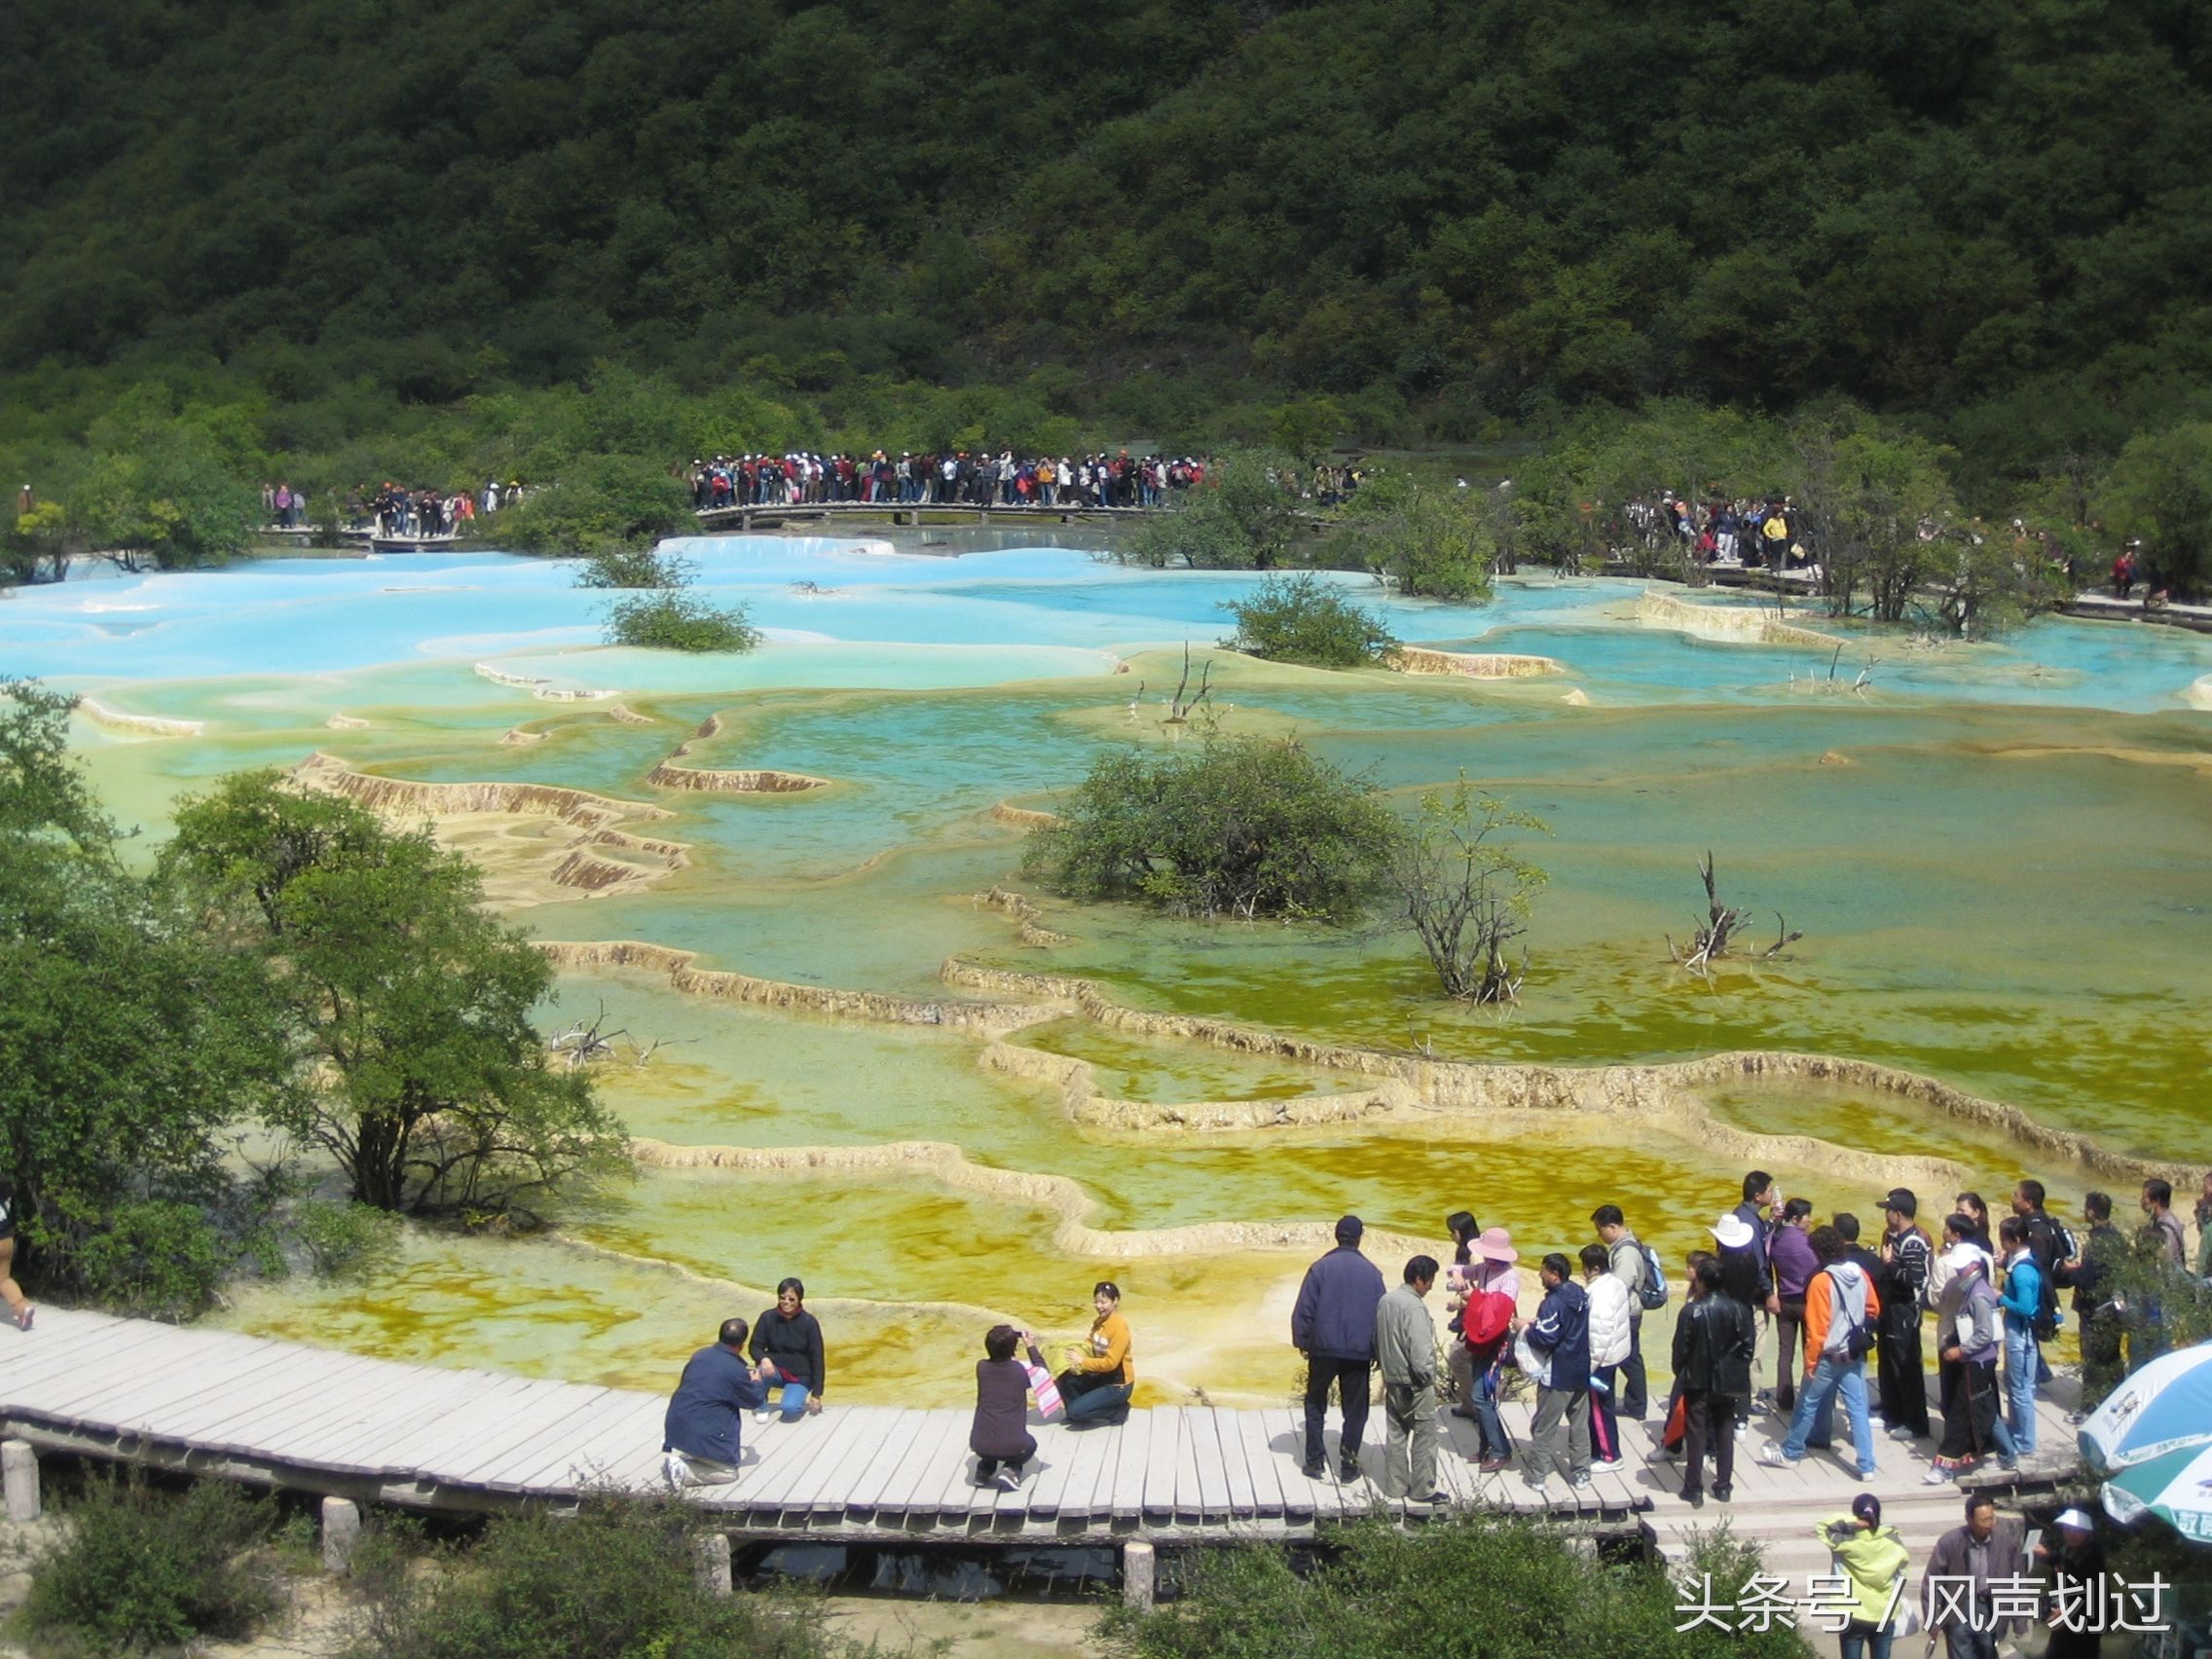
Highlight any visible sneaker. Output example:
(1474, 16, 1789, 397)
(1923, 1465, 1955, 1485)
(1755, 1447, 1797, 1468)
(1712, 1486, 1732, 1504)
(1301, 1460, 1326, 1481)
(1889, 1425, 1921, 1443)
(1857, 1468, 1877, 1482)
(1681, 1487, 1705, 1509)
(1997, 1455, 2019, 1473)
(661, 1451, 687, 1493)
(1421, 1490, 1451, 1506)
(1521, 1472, 1547, 1492)
(1651, 1445, 1680, 1462)
(1570, 1471, 1592, 1490)
(1339, 1460, 1363, 1483)
(1595, 1455, 1623, 1467)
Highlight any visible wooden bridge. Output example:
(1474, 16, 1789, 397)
(0, 1308, 2079, 1572)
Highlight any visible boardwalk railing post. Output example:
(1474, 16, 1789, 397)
(693, 1530, 732, 1597)
(321, 1496, 362, 1573)
(2, 1440, 40, 1522)
(1122, 1537, 1156, 1611)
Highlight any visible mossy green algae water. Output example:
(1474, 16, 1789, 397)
(9, 541, 2207, 1403)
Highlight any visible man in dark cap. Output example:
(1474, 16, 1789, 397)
(1877, 1188, 1933, 1441)
(1292, 1215, 1386, 1482)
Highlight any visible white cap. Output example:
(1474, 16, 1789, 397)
(2055, 1508, 2095, 1532)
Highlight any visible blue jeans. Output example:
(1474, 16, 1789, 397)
(1839, 1623, 1895, 1659)
(1063, 1380, 1133, 1423)
(2002, 1324, 2039, 1454)
(762, 1381, 809, 1418)
(1473, 1363, 1511, 1458)
(1782, 1353, 1876, 1476)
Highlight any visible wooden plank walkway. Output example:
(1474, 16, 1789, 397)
(0, 1309, 2077, 1553)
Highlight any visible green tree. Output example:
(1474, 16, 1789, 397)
(1334, 471, 1498, 601)
(0, 682, 292, 1311)
(2099, 423, 2212, 602)
(493, 453, 691, 556)
(1794, 424, 1958, 623)
(1220, 571, 1397, 667)
(1121, 448, 1305, 571)
(163, 773, 628, 1220)
(606, 589, 761, 652)
(73, 422, 260, 571)
(1021, 736, 1401, 921)
(1390, 778, 1550, 1003)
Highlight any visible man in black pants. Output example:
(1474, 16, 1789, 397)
(1877, 1189, 1933, 1441)
(1292, 1215, 1386, 1481)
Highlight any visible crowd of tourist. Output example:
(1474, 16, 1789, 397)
(350, 480, 512, 538)
(657, 1168, 2206, 1651)
(683, 451, 1209, 510)
(1618, 492, 1814, 570)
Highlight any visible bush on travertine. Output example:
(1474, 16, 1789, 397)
(21, 1472, 278, 1656)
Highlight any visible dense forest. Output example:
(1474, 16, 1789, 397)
(3, 0, 2210, 519)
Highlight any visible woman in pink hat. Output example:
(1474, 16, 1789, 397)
(1449, 1227, 1522, 1470)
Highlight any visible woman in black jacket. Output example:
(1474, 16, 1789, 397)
(1673, 1256, 1754, 1506)
(749, 1277, 825, 1419)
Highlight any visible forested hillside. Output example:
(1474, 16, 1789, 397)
(3, 0, 2210, 493)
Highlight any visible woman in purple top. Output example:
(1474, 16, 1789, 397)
(1770, 1198, 1820, 1412)
(970, 1324, 1038, 1490)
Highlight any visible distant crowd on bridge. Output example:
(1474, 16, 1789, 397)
(685, 451, 1212, 511)
(657, 1167, 2208, 1654)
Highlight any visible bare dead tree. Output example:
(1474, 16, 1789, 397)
(1667, 851, 1802, 978)
(546, 1001, 627, 1069)
(1163, 643, 1212, 723)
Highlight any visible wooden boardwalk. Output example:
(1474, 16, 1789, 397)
(0, 1309, 2077, 1557)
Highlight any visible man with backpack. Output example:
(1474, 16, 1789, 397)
(2010, 1180, 2070, 1384)
(1759, 1226, 1881, 1480)
(1876, 1189, 1933, 1441)
(1594, 1204, 1665, 1422)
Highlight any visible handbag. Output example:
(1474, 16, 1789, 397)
(1023, 1361, 1064, 1420)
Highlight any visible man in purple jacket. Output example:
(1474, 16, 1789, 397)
(1293, 1215, 1387, 1481)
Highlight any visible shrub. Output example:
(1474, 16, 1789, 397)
(289, 1198, 402, 1278)
(607, 589, 762, 652)
(1121, 448, 1305, 571)
(1021, 736, 1400, 921)
(575, 546, 690, 588)
(1099, 1516, 1810, 1659)
(1220, 572, 1398, 667)
(343, 1497, 830, 1659)
(22, 1472, 278, 1655)
(491, 454, 690, 556)
(65, 1198, 230, 1319)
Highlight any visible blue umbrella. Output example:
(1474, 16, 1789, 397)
(2080, 1341, 2212, 1476)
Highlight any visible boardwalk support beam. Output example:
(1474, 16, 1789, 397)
(3, 1439, 40, 1522)
(1122, 1538, 1157, 1610)
(321, 1495, 362, 1573)
(694, 1530, 733, 1597)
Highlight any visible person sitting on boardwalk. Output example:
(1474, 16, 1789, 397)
(1375, 1255, 1444, 1504)
(0, 1180, 33, 1331)
(1051, 1281, 1135, 1425)
(662, 1316, 778, 1490)
(750, 1277, 825, 1419)
(1292, 1214, 1386, 1482)
(1819, 1493, 1912, 1659)
(970, 1324, 1038, 1491)
(1672, 1255, 1752, 1506)
(1517, 1251, 1592, 1491)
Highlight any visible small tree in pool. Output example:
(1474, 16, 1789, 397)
(1221, 571, 1397, 668)
(1390, 777, 1549, 1002)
